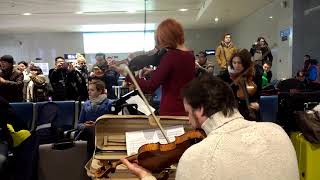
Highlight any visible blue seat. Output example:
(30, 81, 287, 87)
(35, 101, 79, 130)
(10, 102, 35, 131)
(260, 96, 278, 122)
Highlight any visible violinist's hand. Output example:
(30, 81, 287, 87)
(139, 67, 153, 78)
(249, 102, 259, 111)
(84, 121, 95, 127)
(120, 158, 152, 179)
(113, 65, 128, 76)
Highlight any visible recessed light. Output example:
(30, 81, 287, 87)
(179, 8, 188, 12)
(269, 16, 273, 19)
(214, 17, 219, 22)
(127, 10, 137, 13)
(75, 11, 83, 14)
(22, 13, 31, 16)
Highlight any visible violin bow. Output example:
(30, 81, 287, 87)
(124, 65, 171, 143)
(238, 78, 251, 109)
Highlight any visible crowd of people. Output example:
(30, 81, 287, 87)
(0, 53, 120, 103)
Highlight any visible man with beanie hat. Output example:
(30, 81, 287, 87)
(0, 55, 24, 102)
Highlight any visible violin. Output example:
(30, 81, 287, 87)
(128, 48, 167, 71)
(94, 129, 206, 178)
(236, 77, 257, 100)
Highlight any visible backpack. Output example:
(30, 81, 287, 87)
(35, 102, 67, 144)
(33, 82, 49, 102)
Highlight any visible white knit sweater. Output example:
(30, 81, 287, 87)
(142, 110, 299, 180)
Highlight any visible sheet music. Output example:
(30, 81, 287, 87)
(125, 95, 155, 115)
(125, 125, 185, 156)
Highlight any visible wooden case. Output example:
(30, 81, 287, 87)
(85, 115, 191, 180)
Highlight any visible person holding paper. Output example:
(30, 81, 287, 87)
(121, 75, 299, 180)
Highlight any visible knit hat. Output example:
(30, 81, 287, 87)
(0, 55, 15, 64)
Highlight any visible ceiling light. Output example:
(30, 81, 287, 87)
(22, 13, 31, 16)
(269, 16, 273, 19)
(127, 10, 137, 13)
(79, 23, 156, 32)
(179, 8, 188, 12)
(214, 17, 219, 22)
(75, 11, 83, 14)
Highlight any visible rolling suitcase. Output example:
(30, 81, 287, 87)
(85, 115, 191, 180)
(38, 140, 89, 180)
(290, 132, 320, 180)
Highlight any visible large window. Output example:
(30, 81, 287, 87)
(83, 31, 155, 53)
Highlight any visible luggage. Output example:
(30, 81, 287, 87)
(86, 115, 191, 180)
(38, 141, 88, 180)
(278, 91, 320, 132)
(290, 132, 320, 180)
(294, 102, 320, 143)
(277, 78, 306, 92)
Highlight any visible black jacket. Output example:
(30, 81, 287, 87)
(49, 68, 88, 101)
(250, 45, 273, 63)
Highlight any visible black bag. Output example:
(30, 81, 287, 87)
(294, 110, 320, 143)
(35, 102, 66, 144)
(261, 84, 278, 96)
(33, 82, 49, 102)
(277, 78, 306, 92)
(278, 91, 320, 132)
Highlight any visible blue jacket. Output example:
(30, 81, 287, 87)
(77, 98, 113, 130)
(306, 65, 318, 81)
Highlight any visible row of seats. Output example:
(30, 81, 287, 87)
(8, 95, 278, 132)
(9, 101, 80, 131)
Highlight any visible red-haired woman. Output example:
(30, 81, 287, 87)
(126, 18, 195, 116)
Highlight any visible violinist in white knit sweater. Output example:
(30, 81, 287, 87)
(121, 75, 299, 180)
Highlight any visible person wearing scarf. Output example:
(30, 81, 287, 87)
(250, 37, 273, 65)
(77, 79, 112, 159)
(218, 49, 261, 121)
(77, 80, 112, 130)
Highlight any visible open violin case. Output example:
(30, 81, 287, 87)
(85, 115, 191, 180)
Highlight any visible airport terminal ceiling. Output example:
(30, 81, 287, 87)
(0, 0, 274, 33)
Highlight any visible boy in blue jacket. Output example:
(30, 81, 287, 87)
(77, 79, 112, 158)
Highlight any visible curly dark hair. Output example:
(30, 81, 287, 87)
(181, 75, 237, 117)
(228, 49, 254, 80)
(229, 49, 252, 72)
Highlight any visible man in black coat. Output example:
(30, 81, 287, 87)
(0, 55, 23, 102)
